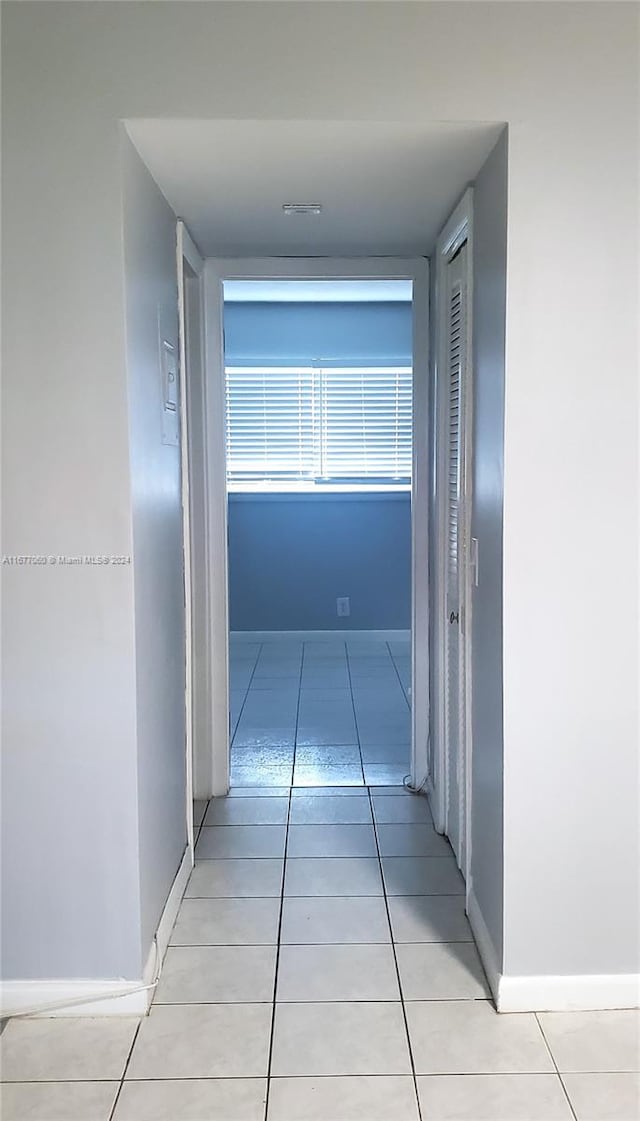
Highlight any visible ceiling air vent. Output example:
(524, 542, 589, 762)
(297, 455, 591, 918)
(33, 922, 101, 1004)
(282, 203, 323, 216)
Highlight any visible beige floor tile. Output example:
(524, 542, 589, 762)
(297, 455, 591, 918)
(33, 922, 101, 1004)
(268, 1075, 419, 1120)
(277, 944, 400, 1001)
(290, 786, 367, 797)
(417, 1074, 573, 1120)
(372, 786, 413, 796)
(196, 825, 286, 859)
(289, 795, 372, 824)
(280, 896, 390, 944)
(170, 897, 281, 945)
(287, 824, 377, 858)
(0, 1018, 139, 1082)
(377, 822, 451, 857)
(406, 1000, 555, 1074)
(0, 1081, 119, 1121)
(388, 895, 473, 943)
(154, 945, 276, 1003)
(297, 689, 351, 701)
(372, 794, 433, 823)
(232, 768, 294, 788)
(563, 1072, 640, 1120)
(271, 1001, 412, 1076)
(204, 797, 289, 826)
(382, 856, 465, 896)
(295, 746, 362, 766)
(360, 744, 410, 764)
(227, 787, 290, 797)
(126, 1004, 272, 1079)
(397, 942, 490, 999)
(292, 765, 364, 787)
(113, 1078, 267, 1120)
(232, 741, 295, 761)
(186, 858, 283, 898)
(363, 764, 410, 785)
(284, 857, 383, 896)
(538, 1010, 640, 1073)
(250, 678, 300, 691)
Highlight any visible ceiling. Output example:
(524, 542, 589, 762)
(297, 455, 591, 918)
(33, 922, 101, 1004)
(223, 280, 413, 302)
(126, 119, 503, 257)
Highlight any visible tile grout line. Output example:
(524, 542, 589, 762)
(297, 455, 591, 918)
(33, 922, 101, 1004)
(168, 937, 472, 946)
(107, 1020, 142, 1121)
(290, 641, 306, 784)
(386, 639, 411, 712)
(534, 1012, 579, 1121)
(17, 1070, 600, 1085)
(229, 642, 263, 773)
(147, 999, 495, 1008)
(193, 796, 211, 848)
(367, 785, 424, 1121)
(263, 784, 293, 1120)
(168, 939, 476, 947)
(344, 641, 366, 785)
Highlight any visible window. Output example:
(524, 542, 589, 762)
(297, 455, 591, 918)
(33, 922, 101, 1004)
(225, 365, 412, 490)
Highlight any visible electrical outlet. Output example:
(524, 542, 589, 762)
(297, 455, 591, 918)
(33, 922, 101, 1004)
(336, 596, 350, 618)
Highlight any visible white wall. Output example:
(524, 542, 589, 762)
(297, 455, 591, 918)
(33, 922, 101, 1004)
(501, 107, 639, 976)
(2, 1, 637, 987)
(469, 131, 508, 965)
(1, 21, 142, 979)
(121, 135, 187, 959)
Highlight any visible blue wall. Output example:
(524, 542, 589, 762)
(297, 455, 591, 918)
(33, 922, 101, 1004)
(225, 301, 413, 632)
(228, 494, 411, 631)
(224, 301, 412, 365)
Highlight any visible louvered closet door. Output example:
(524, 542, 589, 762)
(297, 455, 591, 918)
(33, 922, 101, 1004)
(444, 244, 467, 867)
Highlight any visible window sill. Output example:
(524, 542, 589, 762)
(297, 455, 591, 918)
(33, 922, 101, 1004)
(228, 485, 410, 503)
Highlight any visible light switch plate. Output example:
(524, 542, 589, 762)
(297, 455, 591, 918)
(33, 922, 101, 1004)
(158, 305, 179, 447)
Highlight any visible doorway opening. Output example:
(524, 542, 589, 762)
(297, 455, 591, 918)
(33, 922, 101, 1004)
(222, 277, 415, 789)
(198, 258, 430, 799)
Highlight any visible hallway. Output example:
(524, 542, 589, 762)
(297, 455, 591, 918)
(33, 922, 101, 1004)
(2, 784, 638, 1120)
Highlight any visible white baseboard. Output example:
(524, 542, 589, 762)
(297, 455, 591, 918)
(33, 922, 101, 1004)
(466, 884, 640, 1012)
(0, 844, 193, 1019)
(466, 882, 501, 1004)
(497, 972, 640, 1012)
(0, 977, 153, 1018)
(154, 842, 193, 968)
(425, 776, 445, 834)
(231, 629, 411, 642)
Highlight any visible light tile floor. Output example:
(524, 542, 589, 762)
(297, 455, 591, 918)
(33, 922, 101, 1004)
(230, 636, 411, 787)
(2, 787, 639, 1120)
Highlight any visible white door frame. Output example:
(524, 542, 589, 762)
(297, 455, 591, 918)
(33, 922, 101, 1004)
(201, 256, 430, 795)
(177, 220, 206, 856)
(432, 190, 475, 889)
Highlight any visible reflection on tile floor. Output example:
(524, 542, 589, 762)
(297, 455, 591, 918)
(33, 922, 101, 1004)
(1, 787, 638, 1121)
(230, 635, 411, 787)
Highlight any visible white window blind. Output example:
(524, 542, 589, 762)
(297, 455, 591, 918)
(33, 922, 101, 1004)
(225, 365, 412, 487)
(319, 367, 412, 481)
(225, 367, 318, 483)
